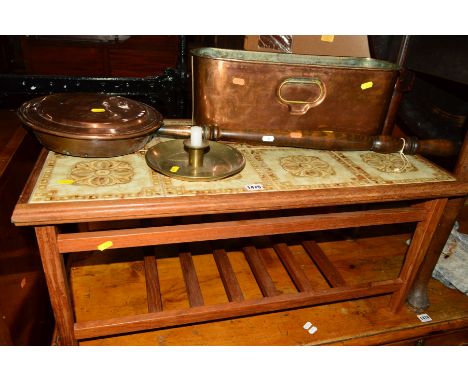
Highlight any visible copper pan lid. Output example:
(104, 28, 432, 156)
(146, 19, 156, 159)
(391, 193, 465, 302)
(18, 93, 162, 140)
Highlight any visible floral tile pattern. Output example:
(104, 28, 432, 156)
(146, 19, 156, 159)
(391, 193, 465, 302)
(69, 159, 134, 186)
(28, 138, 455, 203)
(340, 151, 454, 184)
(29, 149, 164, 202)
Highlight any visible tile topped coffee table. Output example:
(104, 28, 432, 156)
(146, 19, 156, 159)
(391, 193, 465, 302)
(12, 138, 468, 345)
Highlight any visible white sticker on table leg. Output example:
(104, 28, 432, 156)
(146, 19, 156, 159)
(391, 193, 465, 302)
(308, 326, 318, 335)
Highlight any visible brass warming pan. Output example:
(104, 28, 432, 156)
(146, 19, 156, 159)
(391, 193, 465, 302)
(18, 93, 163, 157)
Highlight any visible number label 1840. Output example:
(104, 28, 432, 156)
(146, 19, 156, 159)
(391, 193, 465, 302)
(244, 184, 264, 191)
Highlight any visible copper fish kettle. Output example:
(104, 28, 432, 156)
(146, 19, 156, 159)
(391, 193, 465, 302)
(191, 48, 399, 135)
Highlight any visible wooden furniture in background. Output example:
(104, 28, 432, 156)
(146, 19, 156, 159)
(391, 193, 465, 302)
(0, 36, 188, 118)
(20, 36, 180, 77)
(0, 110, 52, 345)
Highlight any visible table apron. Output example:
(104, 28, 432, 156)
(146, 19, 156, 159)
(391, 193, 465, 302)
(57, 206, 426, 253)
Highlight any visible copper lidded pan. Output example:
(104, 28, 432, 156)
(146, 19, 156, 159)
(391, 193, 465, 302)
(18, 93, 163, 157)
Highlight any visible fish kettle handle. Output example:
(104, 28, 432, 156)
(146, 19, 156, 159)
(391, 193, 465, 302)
(277, 77, 326, 115)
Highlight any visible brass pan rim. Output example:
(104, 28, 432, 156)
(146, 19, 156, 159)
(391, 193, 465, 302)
(145, 139, 246, 182)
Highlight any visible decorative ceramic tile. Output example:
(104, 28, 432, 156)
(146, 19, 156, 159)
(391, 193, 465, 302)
(340, 151, 454, 184)
(28, 138, 456, 204)
(246, 147, 373, 189)
(29, 150, 165, 202)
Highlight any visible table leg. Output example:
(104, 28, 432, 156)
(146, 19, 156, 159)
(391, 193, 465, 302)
(406, 197, 465, 311)
(35, 226, 77, 346)
(407, 130, 468, 311)
(390, 198, 447, 313)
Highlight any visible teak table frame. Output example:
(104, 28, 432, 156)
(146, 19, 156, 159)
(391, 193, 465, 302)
(12, 149, 468, 346)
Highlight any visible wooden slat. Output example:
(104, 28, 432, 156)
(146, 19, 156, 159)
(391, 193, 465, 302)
(273, 243, 314, 292)
(302, 240, 347, 287)
(242, 245, 279, 297)
(213, 249, 244, 302)
(179, 251, 204, 307)
(73, 279, 402, 340)
(56, 207, 427, 253)
(143, 256, 163, 313)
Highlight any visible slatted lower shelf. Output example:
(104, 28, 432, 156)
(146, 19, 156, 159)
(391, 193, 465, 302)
(68, 203, 435, 342)
(74, 280, 402, 339)
(72, 240, 404, 340)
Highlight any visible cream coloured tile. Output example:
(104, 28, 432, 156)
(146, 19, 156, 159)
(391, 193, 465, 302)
(29, 151, 164, 203)
(247, 147, 372, 189)
(340, 151, 455, 184)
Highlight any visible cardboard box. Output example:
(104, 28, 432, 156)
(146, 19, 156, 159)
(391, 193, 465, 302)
(244, 35, 370, 58)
